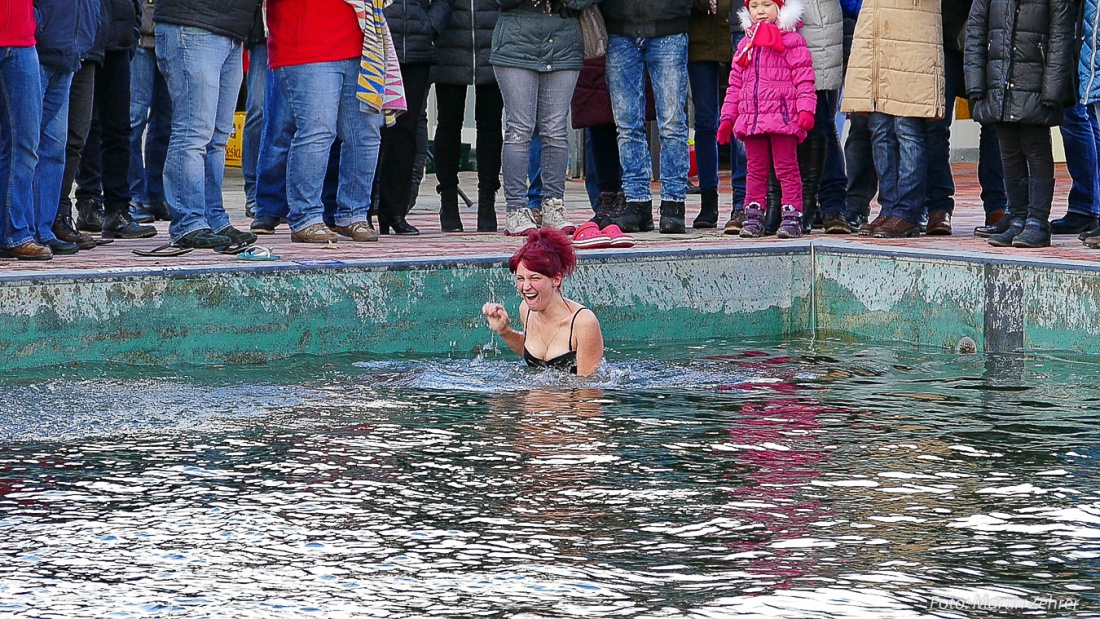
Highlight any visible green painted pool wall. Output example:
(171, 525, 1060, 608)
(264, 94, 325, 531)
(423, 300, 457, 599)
(0, 248, 813, 370)
(813, 245, 1100, 354)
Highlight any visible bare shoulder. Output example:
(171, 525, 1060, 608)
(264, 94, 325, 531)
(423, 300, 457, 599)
(571, 305, 601, 330)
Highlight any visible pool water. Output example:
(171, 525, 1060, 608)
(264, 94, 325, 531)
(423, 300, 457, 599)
(1, 340, 1098, 618)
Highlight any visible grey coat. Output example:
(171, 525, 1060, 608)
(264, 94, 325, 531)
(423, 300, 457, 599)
(799, 0, 844, 91)
(432, 0, 497, 85)
(490, 0, 595, 73)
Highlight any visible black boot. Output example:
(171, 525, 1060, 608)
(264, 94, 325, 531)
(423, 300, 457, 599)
(798, 134, 826, 234)
(693, 189, 719, 228)
(612, 200, 651, 233)
(592, 192, 619, 228)
(659, 200, 686, 234)
(987, 177, 1030, 247)
(1012, 177, 1054, 248)
(977, 178, 1027, 238)
(377, 201, 419, 235)
(765, 172, 781, 235)
(1050, 211, 1098, 235)
(102, 210, 158, 239)
(477, 190, 498, 232)
(76, 197, 106, 232)
(439, 188, 463, 232)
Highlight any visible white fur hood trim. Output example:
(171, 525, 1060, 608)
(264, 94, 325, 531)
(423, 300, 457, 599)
(737, 0, 805, 33)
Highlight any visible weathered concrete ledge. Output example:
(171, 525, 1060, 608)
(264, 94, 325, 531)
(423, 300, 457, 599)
(1, 240, 1098, 370)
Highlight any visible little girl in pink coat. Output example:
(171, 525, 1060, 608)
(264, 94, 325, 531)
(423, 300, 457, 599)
(718, 0, 817, 238)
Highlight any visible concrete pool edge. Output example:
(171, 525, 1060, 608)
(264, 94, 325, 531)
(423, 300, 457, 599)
(0, 241, 1097, 369)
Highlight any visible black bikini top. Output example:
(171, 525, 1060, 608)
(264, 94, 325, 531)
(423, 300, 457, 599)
(523, 307, 586, 374)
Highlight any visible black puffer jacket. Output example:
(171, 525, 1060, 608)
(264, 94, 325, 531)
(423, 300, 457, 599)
(600, 0, 692, 38)
(87, 0, 139, 61)
(155, 0, 261, 42)
(385, 0, 454, 65)
(432, 0, 497, 85)
(964, 0, 1075, 126)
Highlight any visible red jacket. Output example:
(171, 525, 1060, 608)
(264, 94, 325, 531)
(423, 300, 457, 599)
(267, 0, 364, 69)
(0, 0, 36, 47)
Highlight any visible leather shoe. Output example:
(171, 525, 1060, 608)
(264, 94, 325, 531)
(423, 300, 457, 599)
(858, 212, 889, 236)
(1050, 212, 1099, 235)
(75, 197, 106, 232)
(102, 211, 158, 239)
(377, 213, 420, 235)
(822, 211, 852, 234)
(52, 215, 97, 250)
(130, 202, 155, 224)
(872, 216, 921, 238)
(925, 210, 952, 235)
(0, 241, 52, 260)
(250, 216, 281, 235)
(42, 238, 79, 255)
(984, 208, 1005, 226)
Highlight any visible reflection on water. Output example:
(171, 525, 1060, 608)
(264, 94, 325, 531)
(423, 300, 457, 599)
(1, 340, 1099, 617)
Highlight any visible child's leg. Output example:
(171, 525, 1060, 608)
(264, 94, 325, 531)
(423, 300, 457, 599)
(742, 135, 772, 207)
(771, 134, 803, 211)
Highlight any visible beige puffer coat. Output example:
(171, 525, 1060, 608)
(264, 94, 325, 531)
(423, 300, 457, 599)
(800, 0, 844, 91)
(840, 0, 945, 119)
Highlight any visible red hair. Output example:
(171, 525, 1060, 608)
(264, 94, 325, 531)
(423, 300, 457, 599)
(508, 228, 577, 278)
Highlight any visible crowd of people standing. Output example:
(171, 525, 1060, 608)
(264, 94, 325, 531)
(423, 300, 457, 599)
(3, 0, 1100, 260)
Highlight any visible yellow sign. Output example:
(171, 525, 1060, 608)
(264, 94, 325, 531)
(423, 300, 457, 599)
(225, 111, 245, 168)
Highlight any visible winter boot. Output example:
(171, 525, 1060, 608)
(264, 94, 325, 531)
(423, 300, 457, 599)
(439, 187, 463, 232)
(659, 200, 686, 234)
(776, 205, 803, 239)
(977, 177, 1028, 238)
(740, 202, 766, 238)
(1012, 177, 1055, 248)
(612, 200, 651, 234)
(798, 134, 826, 234)
(76, 197, 106, 233)
(477, 190, 498, 232)
(764, 173, 782, 235)
(987, 177, 1030, 247)
(692, 189, 719, 228)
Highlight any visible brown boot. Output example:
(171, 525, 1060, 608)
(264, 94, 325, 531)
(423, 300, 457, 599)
(0, 241, 53, 260)
(872, 216, 921, 238)
(858, 212, 889, 236)
(53, 215, 97, 250)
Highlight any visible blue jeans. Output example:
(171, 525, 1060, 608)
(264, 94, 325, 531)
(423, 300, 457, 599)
(687, 60, 721, 192)
(157, 24, 242, 241)
(845, 112, 876, 219)
(0, 46, 40, 249)
(255, 67, 291, 220)
(129, 46, 171, 207)
(606, 33, 690, 203)
(34, 64, 73, 243)
(243, 43, 267, 207)
(814, 89, 847, 215)
(978, 123, 1006, 214)
(527, 131, 542, 209)
(1060, 103, 1100, 216)
(869, 113, 927, 223)
(729, 31, 746, 212)
(277, 58, 383, 231)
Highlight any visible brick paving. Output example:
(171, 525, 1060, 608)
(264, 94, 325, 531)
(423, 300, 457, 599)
(4, 163, 1098, 274)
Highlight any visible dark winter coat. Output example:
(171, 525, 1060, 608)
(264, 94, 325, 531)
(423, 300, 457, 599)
(942, 0, 970, 51)
(431, 0, 497, 85)
(600, 0, 692, 38)
(689, 0, 731, 63)
(34, 0, 102, 72)
(103, 0, 138, 51)
(490, 0, 595, 73)
(964, 0, 1076, 126)
(154, 0, 261, 42)
(384, 0, 454, 65)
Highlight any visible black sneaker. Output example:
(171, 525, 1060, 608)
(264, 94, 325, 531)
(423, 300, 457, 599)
(177, 228, 233, 249)
(216, 225, 258, 246)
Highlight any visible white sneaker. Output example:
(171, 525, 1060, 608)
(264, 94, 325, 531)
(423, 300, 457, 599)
(505, 208, 539, 236)
(540, 197, 576, 233)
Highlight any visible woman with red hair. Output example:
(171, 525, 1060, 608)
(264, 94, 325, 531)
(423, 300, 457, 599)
(482, 229, 604, 376)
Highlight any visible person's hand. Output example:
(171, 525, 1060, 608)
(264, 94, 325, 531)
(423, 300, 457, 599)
(717, 119, 735, 145)
(482, 302, 511, 334)
(797, 111, 815, 132)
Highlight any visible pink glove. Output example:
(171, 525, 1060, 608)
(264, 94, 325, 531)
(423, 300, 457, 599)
(797, 111, 815, 132)
(717, 119, 735, 145)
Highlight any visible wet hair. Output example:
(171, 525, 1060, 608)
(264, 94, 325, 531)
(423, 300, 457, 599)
(508, 229, 577, 279)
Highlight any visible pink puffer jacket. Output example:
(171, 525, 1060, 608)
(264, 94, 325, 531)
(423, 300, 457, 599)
(720, 2, 817, 141)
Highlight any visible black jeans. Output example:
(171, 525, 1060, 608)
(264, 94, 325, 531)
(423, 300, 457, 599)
(377, 62, 432, 216)
(433, 82, 503, 196)
(588, 123, 621, 193)
(995, 122, 1054, 180)
(74, 50, 132, 214)
(61, 60, 97, 218)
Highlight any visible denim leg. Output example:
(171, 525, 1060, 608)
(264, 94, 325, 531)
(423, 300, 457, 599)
(254, 67, 291, 220)
(145, 67, 171, 205)
(644, 33, 690, 202)
(243, 43, 267, 206)
(129, 47, 156, 203)
(33, 64, 73, 243)
(496, 66, 540, 212)
(0, 46, 40, 248)
(278, 60, 345, 232)
(585, 130, 601, 209)
(157, 24, 241, 240)
(730, 136, 746, 210)
(527, 132, 542, 209)
(978, 122, 1006, 213)
(923, 48, 964, 216)
(688, 60, 721, 192)
(589, 124, 621, 193)
(535, 69, 579, 201)
(815, 89, 847, 215)
(893, 115, 928, 223)
(333, 60, 383, 227)
(606, 35, 651, 203)
(868, 112, 900, 218)
(1060, 103, 1100, 216)
(845, 112, 876, 217)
